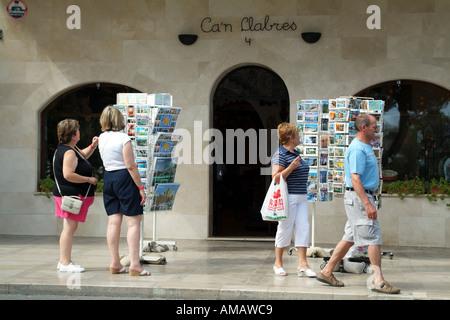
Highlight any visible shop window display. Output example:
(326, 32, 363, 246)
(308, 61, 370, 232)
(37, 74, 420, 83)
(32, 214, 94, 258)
(356, 80, 450, 181)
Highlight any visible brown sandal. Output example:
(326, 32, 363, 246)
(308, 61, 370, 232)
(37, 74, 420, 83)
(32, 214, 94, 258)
(110, 267, 128, 274)
(371, 281, 401, 294)
(316, 272, 344, 287)
(130, 269, 151, 276)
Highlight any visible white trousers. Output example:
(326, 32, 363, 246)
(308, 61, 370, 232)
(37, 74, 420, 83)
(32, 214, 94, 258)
(275, 194, 309, 248)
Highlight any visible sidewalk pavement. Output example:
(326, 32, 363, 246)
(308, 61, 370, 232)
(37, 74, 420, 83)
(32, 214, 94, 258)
(0, 235, 449, 300)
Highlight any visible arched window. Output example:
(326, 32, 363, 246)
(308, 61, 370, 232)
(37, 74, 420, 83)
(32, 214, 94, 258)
(356, 80, 450, 181)
(39, 83, 141, 182)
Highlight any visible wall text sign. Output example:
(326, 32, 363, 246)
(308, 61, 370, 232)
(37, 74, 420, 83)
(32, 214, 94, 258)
(201, 15, 297, 33)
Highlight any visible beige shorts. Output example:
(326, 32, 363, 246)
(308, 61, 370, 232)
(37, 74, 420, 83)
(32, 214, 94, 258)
(341, 190, 382, 246)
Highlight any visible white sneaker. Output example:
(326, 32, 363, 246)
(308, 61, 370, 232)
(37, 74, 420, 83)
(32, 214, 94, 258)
(58, 261, 85, 273)
(57, 261, 79, 270)
(297, 268, 317, 278)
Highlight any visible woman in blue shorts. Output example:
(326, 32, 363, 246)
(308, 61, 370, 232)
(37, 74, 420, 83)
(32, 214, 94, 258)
(99, 106, 149, 276)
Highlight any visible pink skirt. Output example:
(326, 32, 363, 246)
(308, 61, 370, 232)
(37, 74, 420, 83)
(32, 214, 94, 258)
(54, 196, 95, 223)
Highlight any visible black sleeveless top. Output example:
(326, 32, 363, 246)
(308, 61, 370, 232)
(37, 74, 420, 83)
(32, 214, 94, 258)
(52, 144, 95, 197)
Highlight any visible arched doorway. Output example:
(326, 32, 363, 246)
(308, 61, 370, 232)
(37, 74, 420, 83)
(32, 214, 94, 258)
(212, 66, 289, 237)
(39, 83, 141, 182)
(356, 80, 450, 181)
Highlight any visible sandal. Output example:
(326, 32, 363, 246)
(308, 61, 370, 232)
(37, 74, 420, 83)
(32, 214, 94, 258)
(273, 266, 287, 276)
(316, 272, 344, 287)
(371, 281, 401, 294)
(110, 266, 128, 274)
(130, 268, 151, 276)
(297, 268, 317, 278)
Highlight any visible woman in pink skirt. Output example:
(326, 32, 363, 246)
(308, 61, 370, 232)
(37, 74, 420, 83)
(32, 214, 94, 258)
(52, 119, 98, 272)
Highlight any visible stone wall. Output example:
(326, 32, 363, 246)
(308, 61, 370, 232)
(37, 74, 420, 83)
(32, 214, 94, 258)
(0, 0, 449, 246)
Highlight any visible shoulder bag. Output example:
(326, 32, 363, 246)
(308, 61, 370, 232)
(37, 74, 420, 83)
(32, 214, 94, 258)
(53, 147, 92, 215)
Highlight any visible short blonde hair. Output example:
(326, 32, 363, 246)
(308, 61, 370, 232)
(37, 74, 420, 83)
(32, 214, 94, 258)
(57, 119, 79, 144)
(100, 105, 125, 132)
(277, 122, 299, 145)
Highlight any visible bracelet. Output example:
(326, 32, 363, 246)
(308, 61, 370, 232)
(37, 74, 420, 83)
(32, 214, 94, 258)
(87, 177, 90, 183)
(138, 186, 145, 190)
(90, 144, 96, 149)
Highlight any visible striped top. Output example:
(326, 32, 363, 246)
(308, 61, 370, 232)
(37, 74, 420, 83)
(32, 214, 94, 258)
(271, 146, 309, 194)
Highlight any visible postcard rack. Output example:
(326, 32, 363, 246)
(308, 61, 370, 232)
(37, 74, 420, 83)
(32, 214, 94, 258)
(289, 96, 385, 256)
(115, 93, 182, 263)
(296, 96, 384, 203)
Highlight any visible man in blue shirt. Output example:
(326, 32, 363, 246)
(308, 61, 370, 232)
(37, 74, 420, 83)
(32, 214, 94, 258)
(316, 114, 400, 294)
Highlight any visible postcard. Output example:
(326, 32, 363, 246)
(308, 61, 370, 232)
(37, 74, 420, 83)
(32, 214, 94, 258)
(348, 98, 362, 110)
(136, 126, 149, 137)
(304, 112, 319, 122)
(151, 157, 178, 186)
(304, 157, 318, 167)
(348, 110, 360, 121)
(334, 147, 346, 157)
(333, 183, 344, 194)
(335, 109, 348, 121)
(304, 123, 319, 133)
(319, 187, 329, 201)
(368, 100, 384, 113)
(136, 138, 148, 148)
(307, 191, 317, 202)
(150, 183, 180, 211)
(335, 122, 347, 133)
(320, 118, 329, 131)
(304, 135, 318, 145)
(329, 99, 337, 109)
(336, 98, 348, 109)
(320, 136, 328, 149)
(319, 152, 328, 166)
(321, 100, 329, 113)
(308, 169, 318, 181)
(135, 148, 149, 159)
(305, 146, 318, 156)
(334, 159, 344, 170)
(334, 134, 347, 146)
(127, 123, 136, 137)
(319, 170, 327, 183)
(303, 100, 320, 111)
(147, 93, 173, 107)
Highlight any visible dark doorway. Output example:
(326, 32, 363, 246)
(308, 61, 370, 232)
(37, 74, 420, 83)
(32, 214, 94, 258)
(212, 66, 289, 237)
(39, 83, 141, 182)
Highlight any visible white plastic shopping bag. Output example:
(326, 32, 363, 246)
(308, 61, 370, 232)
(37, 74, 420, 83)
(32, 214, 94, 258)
(260, 176, 289, 221)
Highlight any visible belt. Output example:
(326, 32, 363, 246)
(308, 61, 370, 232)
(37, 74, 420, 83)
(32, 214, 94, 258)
(345, 187, 374, 195)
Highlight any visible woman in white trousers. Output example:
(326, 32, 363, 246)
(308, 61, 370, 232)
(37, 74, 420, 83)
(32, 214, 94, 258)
(271, 123, 316, 277)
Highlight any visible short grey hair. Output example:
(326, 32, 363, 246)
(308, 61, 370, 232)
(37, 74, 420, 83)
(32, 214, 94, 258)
(355, 114, 373, 131)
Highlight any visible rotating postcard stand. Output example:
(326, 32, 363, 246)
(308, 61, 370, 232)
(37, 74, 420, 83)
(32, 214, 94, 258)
(140, 115, 182, 264)
(115, 93, 181, 264)
(288, 97, 384, 258)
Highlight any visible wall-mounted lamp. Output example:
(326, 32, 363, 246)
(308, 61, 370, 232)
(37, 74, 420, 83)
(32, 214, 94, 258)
(178, 34, 198, 46)
(301, 32, 321, 44)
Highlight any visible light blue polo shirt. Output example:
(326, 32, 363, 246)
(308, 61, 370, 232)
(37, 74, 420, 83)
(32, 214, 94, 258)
(344, 138, 379, 191)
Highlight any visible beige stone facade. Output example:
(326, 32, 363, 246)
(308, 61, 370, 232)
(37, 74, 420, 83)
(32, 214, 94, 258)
(0, 0, 449, 247)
